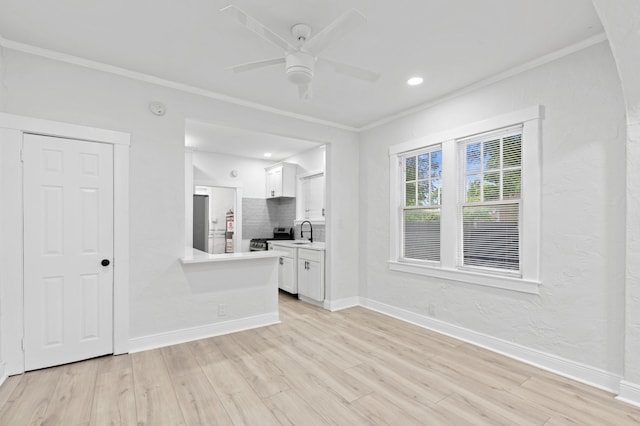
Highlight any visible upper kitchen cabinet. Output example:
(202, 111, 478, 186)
(299, 172, 325, 220)
(265, 162, 297, 198)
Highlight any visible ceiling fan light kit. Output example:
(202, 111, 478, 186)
(221, 5, 380, 100)
(286, 52, 314, 85)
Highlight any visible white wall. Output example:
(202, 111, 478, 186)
(1, 48, 360, 340)
(593, 0, 640, 400)
(284, 144, 326, 174)
(0, 44, 5, 381)
(192, 151, 271, 199)
(359, 42, 627, 374)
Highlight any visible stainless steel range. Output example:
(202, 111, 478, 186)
(249, 227, 294, 251)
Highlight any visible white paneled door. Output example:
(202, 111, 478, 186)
(23, 134, 114, 371)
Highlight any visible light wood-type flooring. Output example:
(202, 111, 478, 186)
(1, 291, 640, 425)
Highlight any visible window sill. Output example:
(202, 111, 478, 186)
(388, 260, 540, 294)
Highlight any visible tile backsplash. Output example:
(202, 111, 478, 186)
(243, 197, 295, 239)
(242, 197, 326, 242)
(294, 223, 325, 243)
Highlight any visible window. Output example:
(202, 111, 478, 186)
(388, 106, 541, 294)
(402, 147, 442, 262)
(459, 126, 522, 272)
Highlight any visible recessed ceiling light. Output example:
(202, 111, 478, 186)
(407, 77, 424, 86)
(264, 152, 272, 158)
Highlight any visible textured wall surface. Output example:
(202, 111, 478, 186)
(1, 48, 360, 338)
(593, 0, 640, 385)
(359, 42, 627, 373)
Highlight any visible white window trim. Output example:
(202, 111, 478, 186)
(389, 105, 542, 294)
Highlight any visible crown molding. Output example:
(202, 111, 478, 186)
(359, 32, 608, 132)
(0, 33, 608, 133)
(0, 35, 359, 133)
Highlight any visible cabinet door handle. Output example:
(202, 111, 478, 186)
(271, 190, 275, 196)
(322, 208, 325, 217)
(279, 257, 284, 265)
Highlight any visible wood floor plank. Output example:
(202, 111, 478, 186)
(0, 367, 62, 425)
(90, 354, 137, 426)
(171, 372, 233, 426)
(258, 346, 374, 425)
(436, 392, 520, 426)
(326, 330, 465, 398)
(131, 349, 185, 426)
(160, 343, 203, 378)
(197, 357, 280, 426)
(184, 337, 226, 365)
(192, 333, 291, 399)
(278, 341, 372, 402)
(345, 361, 450, 405)
(39, 358, 100, 425)
(519, 376, 640, 424)
(2, 292, 640, 424)
(263, 389, 331, 426)
(344, 362, 468, 425)
(0, 375, 22, 411)
(350, 392, 425, 425)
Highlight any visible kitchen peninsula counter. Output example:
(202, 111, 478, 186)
(180, 247, 286, 264)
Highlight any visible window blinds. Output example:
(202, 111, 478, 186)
(458, 126, 522, 272)
(402, 147, 442, 262)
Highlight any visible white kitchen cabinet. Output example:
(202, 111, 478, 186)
(265, 163, 297, 198)
(279, 256, 296, 293)
(270, 244, 297, 294)
(297, 248, 324, 302)
(300, 173, 325, 220)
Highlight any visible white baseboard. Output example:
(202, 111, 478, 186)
(298, 295, 324, 308)
(128, 312, 279, 353)
(360, 298, 622, 394)
(0, 362, 6, 388)
(617, 381, 640, 408)
(324, 296, 361, 311)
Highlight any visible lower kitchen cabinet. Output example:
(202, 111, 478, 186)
(279, 256, 296, 293)
(270, 243, 325, 302)
(270, 245, 297, 294)
(297, 248, 324, 302)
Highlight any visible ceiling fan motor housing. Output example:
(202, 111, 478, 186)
(286, 51, 315, 85)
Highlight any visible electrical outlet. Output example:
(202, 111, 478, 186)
(427, 304, 435, 317)
(218, 304, 227, 317)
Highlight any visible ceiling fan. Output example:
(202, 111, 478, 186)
(220, 5, 380, 100)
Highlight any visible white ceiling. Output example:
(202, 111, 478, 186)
(0, 0, 603, 129)
(186, 120, 322, 161)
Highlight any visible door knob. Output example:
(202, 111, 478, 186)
(101, 259, 110, 267)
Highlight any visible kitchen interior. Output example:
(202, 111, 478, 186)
(186, 119, 328, 306)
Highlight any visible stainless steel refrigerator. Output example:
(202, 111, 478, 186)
(193, 194, 209, 252)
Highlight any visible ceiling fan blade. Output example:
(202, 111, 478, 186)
(318, 58, 380, 82)
(304, 9, 366, 56)
(228, 57, 285, 73)
(220, 5, 294, 52)
(297, 83, 313, 100)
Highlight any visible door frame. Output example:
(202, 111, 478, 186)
(0, 112, 130, 376)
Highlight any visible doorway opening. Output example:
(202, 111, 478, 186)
(193, 185, 237, 254)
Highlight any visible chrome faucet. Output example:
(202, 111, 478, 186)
(300, 220, 313, 243)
